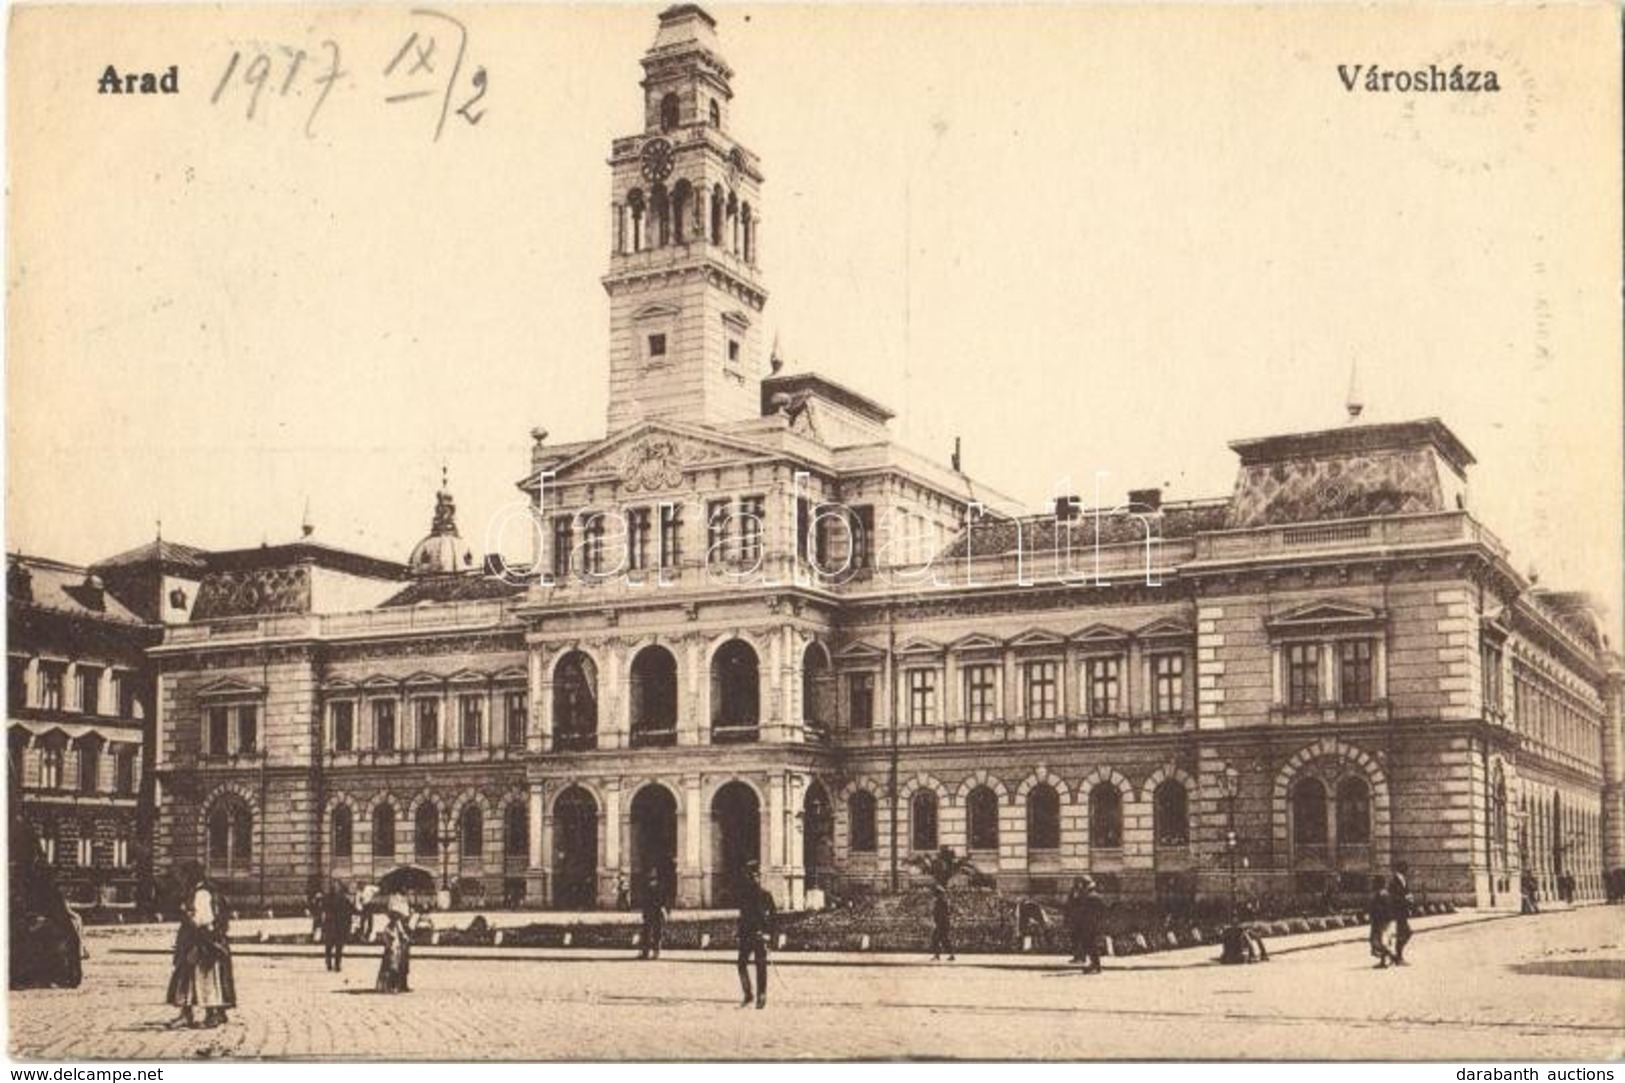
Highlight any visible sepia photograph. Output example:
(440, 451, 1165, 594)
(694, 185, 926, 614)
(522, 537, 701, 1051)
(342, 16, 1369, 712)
(4, 1, 1623, 1065)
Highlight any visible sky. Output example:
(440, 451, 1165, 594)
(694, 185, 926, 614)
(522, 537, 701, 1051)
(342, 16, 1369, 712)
(7, 3, 1621, 632)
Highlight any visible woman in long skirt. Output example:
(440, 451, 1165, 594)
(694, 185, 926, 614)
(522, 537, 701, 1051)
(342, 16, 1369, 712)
(166, 873, 237, 1026)
(375, 905, 412, 994)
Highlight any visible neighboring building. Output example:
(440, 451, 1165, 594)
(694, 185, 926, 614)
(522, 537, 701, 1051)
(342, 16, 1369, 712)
(136, 4, 1624, 912)
(6, 554, 161, 908)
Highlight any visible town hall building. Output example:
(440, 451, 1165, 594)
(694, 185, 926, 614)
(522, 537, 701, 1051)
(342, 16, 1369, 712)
(123, 5, 1623, 914)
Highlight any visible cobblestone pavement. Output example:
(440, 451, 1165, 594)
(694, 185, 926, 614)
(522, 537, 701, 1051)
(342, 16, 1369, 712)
(9, 907, 1623, 1061)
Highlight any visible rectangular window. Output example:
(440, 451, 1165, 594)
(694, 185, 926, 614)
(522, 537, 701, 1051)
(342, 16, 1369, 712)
(1086, 656, 1122, 717)
(331, 701, 355, 752)
(115, 749, 136, 796)
(1338, 640, 1373, 706)
(647, 332, 667, 358)
(77, 667, 101, 715)
(851, 506, 876, 570)
(659, 504, 683, 569)
(207, 707, 230, 756)
(114, 835, 130, 868)
(1481, 643, 1504, 714)
(40, 748, 63, 789)
(727, 338, 740, 363)
(582, 513, 606, 576)
(236, 705, 258, 754)
(75, 836, 93, 868)
(1153, 653, 1185, 715)
(114, 671, 138, 718)
(505, 690, 527, 748)
(848, 673, 875, 729)
(40, 664, 64, 712)
(964, 664, 998, 724)
(416, 699, 440, 749)
(373, 700, 397, 751)
(460, 695, 483, 748)
(907, 669, 938, 726)
(627, 508, 651, 572)
(738, 495, 765, 563)
(8, 656, 27, 709)
(706, 499, 732, 564)
(1025, 661, 1059, 721)
(40, 832, 57, 865)
(1287, 643, 1320, 708)
(552, 516, 574, 578)
(79, 744, 98, 792)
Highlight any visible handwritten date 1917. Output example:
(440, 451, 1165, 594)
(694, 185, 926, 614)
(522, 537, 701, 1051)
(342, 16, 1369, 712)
(209, 9, 486, 142)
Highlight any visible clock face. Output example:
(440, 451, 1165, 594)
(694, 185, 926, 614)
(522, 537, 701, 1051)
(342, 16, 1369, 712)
(640, 138, 675, 183)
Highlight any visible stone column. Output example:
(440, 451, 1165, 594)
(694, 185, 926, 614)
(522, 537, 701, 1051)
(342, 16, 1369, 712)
(679, 637, 703, 747)
(530, 780, 550, 907)
(680, 774, 703, 907)
(601, 778, 622, 904)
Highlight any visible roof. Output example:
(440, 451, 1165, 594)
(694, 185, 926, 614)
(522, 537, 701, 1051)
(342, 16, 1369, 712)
(762, 372, 895, 424)
(1229, 418, 1476, 476)
(204, 541, 406, 581)
(7, 556, 150, 627)
(941, 501, 1230, 560)
(378, 575, 527, 608)
(91, 538, 209, 573)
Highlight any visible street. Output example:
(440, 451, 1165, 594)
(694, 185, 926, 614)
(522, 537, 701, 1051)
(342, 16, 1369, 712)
(9, 907, 1623, 1060)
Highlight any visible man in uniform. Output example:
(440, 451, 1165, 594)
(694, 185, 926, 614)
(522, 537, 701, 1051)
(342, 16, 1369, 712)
(735, 860, 776, 1009)
(638, 871, 667, 960)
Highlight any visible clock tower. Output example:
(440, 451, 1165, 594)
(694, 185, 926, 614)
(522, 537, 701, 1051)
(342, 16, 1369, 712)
(603, 4, 769, 434)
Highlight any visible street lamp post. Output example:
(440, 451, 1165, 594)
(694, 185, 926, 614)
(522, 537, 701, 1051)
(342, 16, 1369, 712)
(1220, 765, 1241, 926)
(438, 825, 457, 892)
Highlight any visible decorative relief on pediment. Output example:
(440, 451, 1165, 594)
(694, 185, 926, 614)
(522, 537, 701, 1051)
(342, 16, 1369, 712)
(615, 436, 725, 493)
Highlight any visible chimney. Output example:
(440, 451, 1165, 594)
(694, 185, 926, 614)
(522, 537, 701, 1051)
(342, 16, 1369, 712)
(8, 559, 33, 604)
(1127, 487, 1163, 513)
(1054, 495, 1081, 521)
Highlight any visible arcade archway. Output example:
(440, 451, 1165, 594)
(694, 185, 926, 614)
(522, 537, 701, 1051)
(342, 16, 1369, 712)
(552, 787, 598, 909)
(630, 784, 678, 907)
(710, 781, 761, 907)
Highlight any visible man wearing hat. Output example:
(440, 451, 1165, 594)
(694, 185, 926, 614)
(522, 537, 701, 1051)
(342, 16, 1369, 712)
(734, 860, 777, 1008)
(1064, 876, 1106, 972)
(638, 870, 668, 960)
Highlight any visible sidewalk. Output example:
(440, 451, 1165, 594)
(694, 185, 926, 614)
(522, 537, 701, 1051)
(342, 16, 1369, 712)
(99, 906, 1526, 971)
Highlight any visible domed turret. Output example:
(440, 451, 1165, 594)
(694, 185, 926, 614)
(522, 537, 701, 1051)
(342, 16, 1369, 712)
(407, 471, 468, 577)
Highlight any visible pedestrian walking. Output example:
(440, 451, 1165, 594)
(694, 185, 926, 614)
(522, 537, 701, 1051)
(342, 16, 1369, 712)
(375, 898, 412, 994)
(615, 873, 631, 912)
(1520, 870, 1540, 914)
(165, 868, 236, 1028)
(1387, 862, 1414, 965)
(1070, 876, 1105, 972)
(928, 881, 955, 961)
(320, 880, 354, 972)
(1367, 876, 1396, 968)
(734, 860, 776, 1009)
(638, 871, 667, 960)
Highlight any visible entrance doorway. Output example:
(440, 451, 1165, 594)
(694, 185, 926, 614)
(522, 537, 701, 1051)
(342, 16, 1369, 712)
(710, 781, 761, 907)
(551, 787, 598, 909)
(630, 784, 678, 907)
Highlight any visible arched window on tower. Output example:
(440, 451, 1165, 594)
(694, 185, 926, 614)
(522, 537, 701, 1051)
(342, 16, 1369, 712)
(627, 188, 646, 252)
(651, 184, 670, 247)
(708, 98, 721, 127)
(726, 190, 739, 255)
(710, 185, 724, 246)
(660, 92, 679, 133)
(671, 180, 692, 244)
(741, 203, 754, 264)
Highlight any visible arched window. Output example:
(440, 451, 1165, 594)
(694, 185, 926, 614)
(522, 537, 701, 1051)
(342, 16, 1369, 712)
(1154, 780, 1189, 846)
(1335, 777, 1371, 846)
(415, 802, 439, 860)
(710, 640, 760, 742)
(207, 797, 253, 871)
(628, 188, 647, 252)
(708, 98, 720, 127)
(373, 805, 397, 859)
(1089, 784, 1122, 848)
(967, 786, 999, 851)
(710, 186, 724, 245)
(207, 805, 230, 865)
(848, 791, 877, 853)
(331, 805, 353, 860)
(505, 802, 528, 857)
(659, 92, 679, 132)
(1026, 784, 1060, 851)
(671, 180, 692, 244)
(629, 646, 678, 748)
(741, 203, 754, 263)
(1292, 778, 1329, 851)
(460, 805, 483, 860)
(553, 651, 598, 751)
(651, 184, 670, 247)
(910, 790, 938, 853)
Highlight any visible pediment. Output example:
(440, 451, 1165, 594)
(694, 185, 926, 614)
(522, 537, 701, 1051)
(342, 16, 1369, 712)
(632, 302, 681, 322)
(1009, 628, 1066, 650)
(361, 674, 402, 690)
(1071, 623, 1131, 645)
(1267, 600, 1384, 629)
(446, 669, 489, 685)
(549, 421, 774, 494)
(835, 641, 887, 663)
(1136, 618, 1194, 640)
(490, 666, 528, 684)
(320, 676, 360, 693)
(896, 636, 945, 656)
(949, 632, 1004, 653)
(197, 677, 265, 700)
(401, 671, 446, 688)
